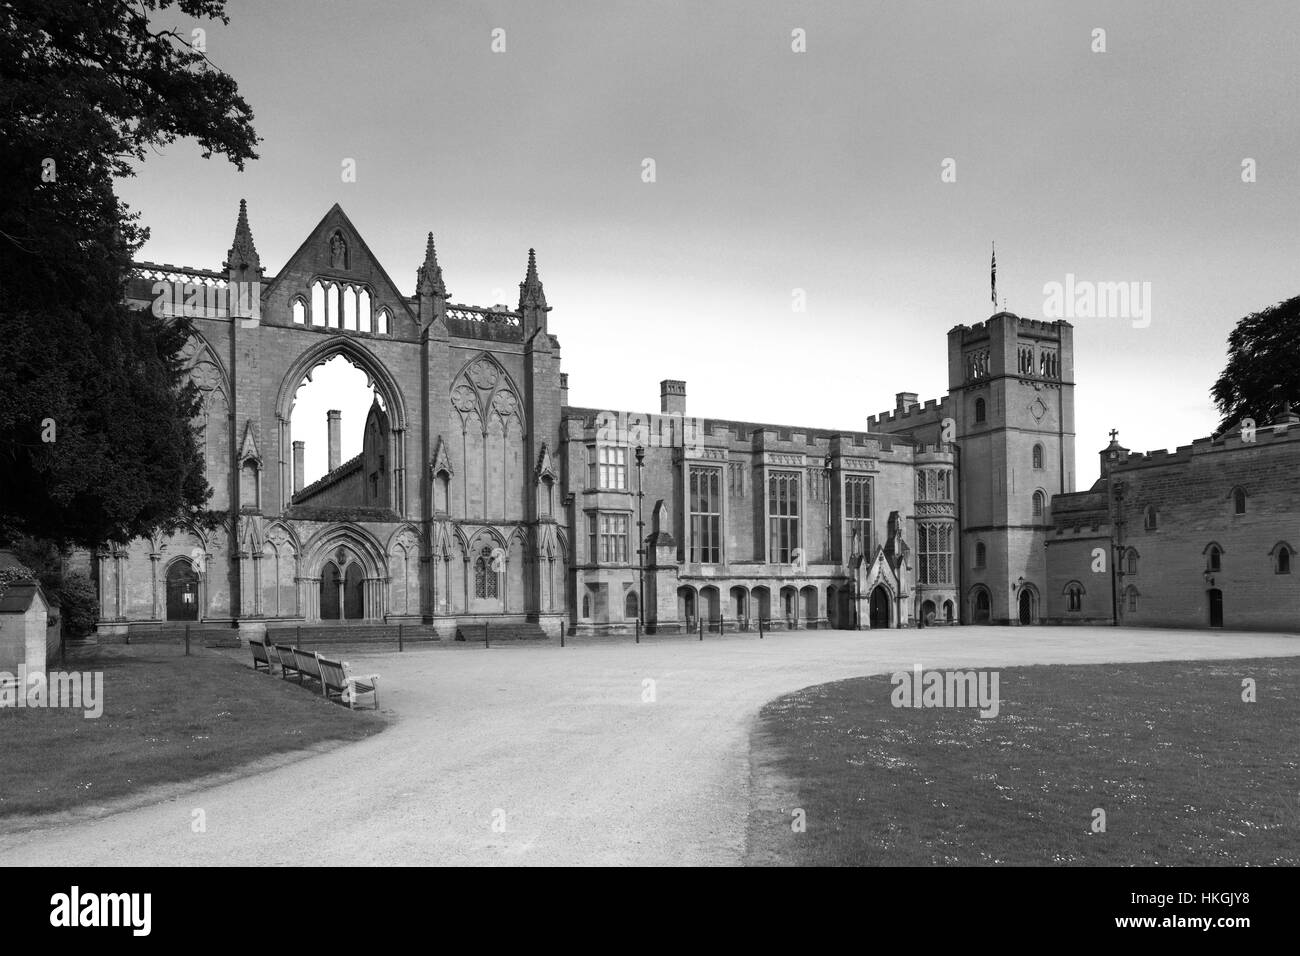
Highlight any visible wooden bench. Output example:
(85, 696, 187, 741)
(249, 638, 274, 674)
(318, 656, 380, 710)
(274, 644, 301, 681)
(294, 647, 323, 689)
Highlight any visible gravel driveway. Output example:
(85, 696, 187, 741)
(2, 626, 1297, 866)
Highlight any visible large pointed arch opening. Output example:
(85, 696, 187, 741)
(276, 336, 409, 514)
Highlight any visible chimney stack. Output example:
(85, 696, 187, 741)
(327, 410, 341, 472)
(660, 379, 686, 415)
(895, 392, 919, 412)
(560, 372, 569, 406)
(292, 441, 305, 492)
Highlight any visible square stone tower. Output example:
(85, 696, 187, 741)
(947, 313, 1076, 624)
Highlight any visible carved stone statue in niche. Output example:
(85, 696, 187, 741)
(329, 232, 348, 269)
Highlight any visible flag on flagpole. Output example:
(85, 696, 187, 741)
(991, 242, 997, 309)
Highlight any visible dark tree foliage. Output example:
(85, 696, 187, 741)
(1211, 294, 1300, 433)
(58, 570, 101, 637)
(0, 0, 258, 548)
(7, 535, 97, 636)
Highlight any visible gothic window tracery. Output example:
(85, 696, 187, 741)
(474, 548, 499, 599)
(305, 280, 384, 334)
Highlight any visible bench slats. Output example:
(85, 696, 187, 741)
(257, 644, 376, 710)
(274, 644, 301, 681)
(316, 655, 379, 710)
(249, 639, 273, 674)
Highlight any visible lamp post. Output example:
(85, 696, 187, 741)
(635, 444, 645, 644)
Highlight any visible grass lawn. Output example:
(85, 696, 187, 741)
(0, 644, 385, 821)
(746, 657, 1300, 865)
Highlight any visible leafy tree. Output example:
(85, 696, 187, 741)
(0, 0, 258, 549)
(10, 535, 64, 594)
(1212, 294, 1300, 433)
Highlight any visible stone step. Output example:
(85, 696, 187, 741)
(455, 622, 549, 642)
(111, 625, 235, 644)
(266, 624, 441, 646)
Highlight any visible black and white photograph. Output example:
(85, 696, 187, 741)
(0, 0, 1296, 925)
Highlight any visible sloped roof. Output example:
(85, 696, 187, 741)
(0, 583, 44, 614)
(292, 453, 363, 504)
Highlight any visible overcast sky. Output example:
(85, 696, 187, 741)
(118, 0, 1300, 487)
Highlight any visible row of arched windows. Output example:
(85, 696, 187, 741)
(1204, 541, 1292, 574)
(1064, 581, 1140, 612)
(292, 280, 392, 334)
(1118, 541, 1292, 576)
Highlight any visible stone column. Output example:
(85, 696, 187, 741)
(150, 553, 160, 620)
(647, 541, 682, 633)
(97, 551, 109, 621)
(114, 551, 126, 620)
(253, 553, 263, 616)
(197, 561, 207, 622)
(391, 428, 405, 515)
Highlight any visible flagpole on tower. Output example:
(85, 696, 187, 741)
(991, 241, 997, 313)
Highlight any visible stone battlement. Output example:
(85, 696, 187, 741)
(952, 312, 1070, 343)
(1116, 422, 1300, 469)
(865, 396, 950, 431)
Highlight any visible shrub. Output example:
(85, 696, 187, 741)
(57, 571, 99, 639)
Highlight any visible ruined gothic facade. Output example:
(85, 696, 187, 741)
(91, 201, 1286, 640)
(89, 203, 1079, 639)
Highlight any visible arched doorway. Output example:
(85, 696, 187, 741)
(801, 586, 818, 628)
(731, 586, 748, 628)
(699, 586, 720, 630)
(751, 586, 771, 627)
(920, 599, 936, 627)
(677, 586, 696, 629)
(869, 585, 890, 629)
(780, 586, 798, 628)
(165, 560, 199, 621)
(972, 588, 991, 624)
(344, 564, 364, 619)
(943, 600, 954, 624)
(1018, 589, 1034, 625)
(321, 561, 342, 620)
(1208, 588, 1224, 628)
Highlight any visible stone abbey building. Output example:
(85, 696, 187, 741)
(90, 203, 1296, 638)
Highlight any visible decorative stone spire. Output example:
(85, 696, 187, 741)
(224, 198, 261, 277)
(416, 231, 449, 332)
(518, 247, 548, 313)
(417, 232, 447, 299)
